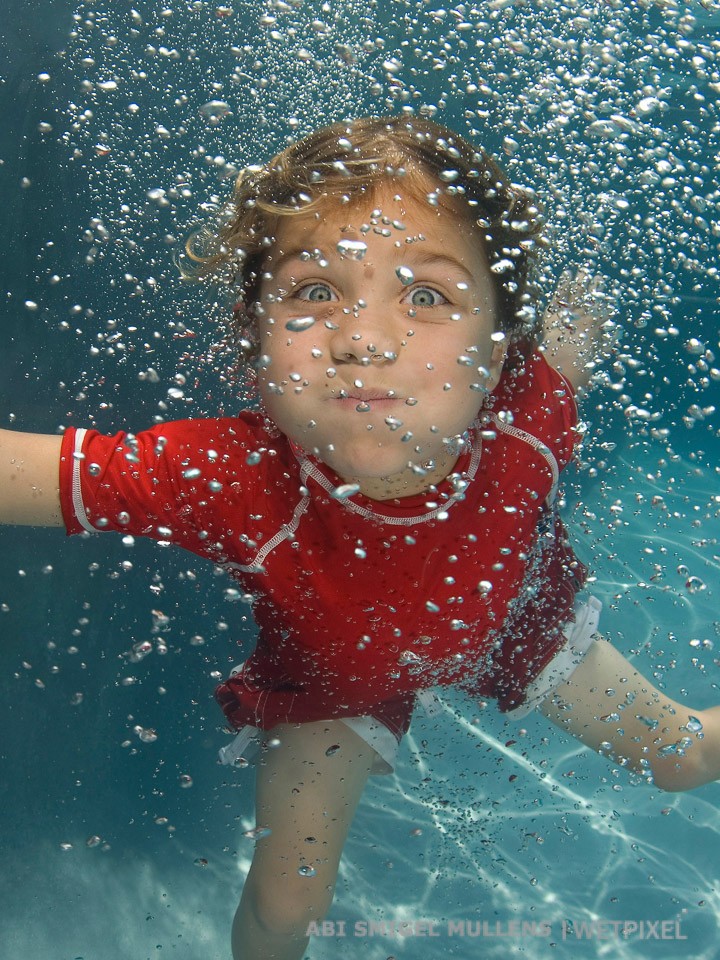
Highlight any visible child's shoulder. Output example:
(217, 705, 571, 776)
(492, 350, 579, 466)
(497, 350, 575, 408)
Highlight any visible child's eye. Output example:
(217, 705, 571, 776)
(403, 286, 448, 308)
(294, 282, 337, 303)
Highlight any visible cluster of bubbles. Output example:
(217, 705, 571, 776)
(30, 1, 707, 431)
(10, 0, 711, 709)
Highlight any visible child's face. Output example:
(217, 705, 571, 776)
(255, 183, 506, 499)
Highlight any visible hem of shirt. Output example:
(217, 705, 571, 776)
(217, 716, 399, 777)
(505, 595, 603, 719)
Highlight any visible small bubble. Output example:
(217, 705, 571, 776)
(86, 835, 102, 848)
(179, 774, 193, 789)
(686, 716, 704, 734)
(298, 865, 317, 877)
(398, 650, 423, 667)
(130, 640, 153, 662)
(636, 715, 658, 731)
(285, 316, 316, 332)
(134, 726, 158, 743)
(336, 239, 367, 261)
(243, 826, 272, 841)
(636, 96, 662, 117)
(325, 744, 341, 757)
(684, 338, 705, 356)
(331, 482, 360, 500)
(199, 100, 232, 121)
(686, 577, 706, 594)
(396, 266, 414, 285)
(194, 857, 209, 867)
(490, 259, 515, 275)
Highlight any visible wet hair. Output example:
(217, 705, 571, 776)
(187, 115, 545, 368)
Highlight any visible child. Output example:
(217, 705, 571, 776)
(1, 115, 718, 960)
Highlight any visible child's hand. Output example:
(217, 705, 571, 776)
(541, 267, 619, 394)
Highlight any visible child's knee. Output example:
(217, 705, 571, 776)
(244, 872, 335, 939)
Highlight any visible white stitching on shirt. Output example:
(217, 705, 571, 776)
(230, 470, 311, 573)
(297, 432, 483, 526)
(71, 428, 98, 533)
(488, 413, 560, 505)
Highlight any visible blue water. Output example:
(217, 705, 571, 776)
(1, 2, 719, 957)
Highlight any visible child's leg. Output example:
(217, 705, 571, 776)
(540, 637, 720, 791)
(232, 719, 378, 960)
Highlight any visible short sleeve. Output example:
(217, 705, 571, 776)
(58, 416, 268, 561)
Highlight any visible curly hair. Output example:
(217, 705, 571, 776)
(186, 115, 546, 368)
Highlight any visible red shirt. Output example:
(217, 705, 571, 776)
(59, 352, 586, 730)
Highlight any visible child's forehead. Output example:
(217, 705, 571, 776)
(272, 183, 471, 250)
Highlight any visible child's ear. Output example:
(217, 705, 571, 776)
(487, 336, 507, 391)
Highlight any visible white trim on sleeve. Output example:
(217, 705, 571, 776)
(71, 428, 99, 533)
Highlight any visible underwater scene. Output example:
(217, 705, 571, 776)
(1, 0, 719, 957)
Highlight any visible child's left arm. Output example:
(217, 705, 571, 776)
(539, 637, 720, 792)
(541, 268, 619, 395)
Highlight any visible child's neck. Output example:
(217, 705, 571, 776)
(350, 455, 459, 502)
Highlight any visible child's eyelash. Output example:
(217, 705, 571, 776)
(402, 285, 449, 307)
(292, 281, 337, 302)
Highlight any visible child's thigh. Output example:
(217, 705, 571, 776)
(250, 719, 377, 885)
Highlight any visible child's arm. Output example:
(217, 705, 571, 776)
(541, 268, 619, 395)
(539, 637, 720, 792)
(0, 429, 64, 526)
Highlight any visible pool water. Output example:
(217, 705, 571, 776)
(1, 1, 719, 957)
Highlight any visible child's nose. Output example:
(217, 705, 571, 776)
(329, 310, 400, 366)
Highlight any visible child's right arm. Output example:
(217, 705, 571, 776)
(0, 429, 64, 527)
(541, 268, 618, 395)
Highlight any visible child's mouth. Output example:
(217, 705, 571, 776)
(332, 390, 402, 412)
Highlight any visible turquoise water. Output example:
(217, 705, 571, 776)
(2, 1, 720, 957)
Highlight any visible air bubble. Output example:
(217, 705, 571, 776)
(243, 826, 272, 841)
(331, 482, 360, 500)
(285, 316, 316, 332)
(336, 239, 367, 260)
(199, 100, 232, 120)
(134, 726, 158, 743)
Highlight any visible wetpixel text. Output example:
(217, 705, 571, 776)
(305, 919, 687, 941)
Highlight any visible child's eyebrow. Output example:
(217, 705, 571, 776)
(270, 246, 476, 283)
(402, 250, 475, 282)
